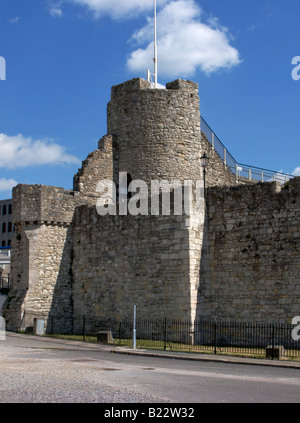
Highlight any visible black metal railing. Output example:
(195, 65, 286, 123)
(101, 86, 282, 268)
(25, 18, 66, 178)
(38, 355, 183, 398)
(41, 315, 300, 360)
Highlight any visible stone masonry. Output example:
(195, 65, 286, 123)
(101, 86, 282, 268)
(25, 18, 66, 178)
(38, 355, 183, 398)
(199, 179, 300, 322)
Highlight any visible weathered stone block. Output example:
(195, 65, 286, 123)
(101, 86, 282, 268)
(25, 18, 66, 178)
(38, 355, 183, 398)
(97, 331, 113, 344)
(265, 345, 285, 360)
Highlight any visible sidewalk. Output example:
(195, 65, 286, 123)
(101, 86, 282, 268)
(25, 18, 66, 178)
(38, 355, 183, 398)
(110, 345, 300, 370)
(4, 330, 300, 370)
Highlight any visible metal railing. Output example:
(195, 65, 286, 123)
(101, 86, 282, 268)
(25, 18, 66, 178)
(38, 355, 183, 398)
(44, 315, 300, 360)
(201, 116, 294, 184)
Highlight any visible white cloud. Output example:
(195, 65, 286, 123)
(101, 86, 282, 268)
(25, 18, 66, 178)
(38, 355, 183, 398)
(293, 167, 300, 176)
(48, 0, 63, 17)
(127, 0, 241, 77)
(0, 133, 80, 170)
(69, 0, 169, 19)
(0, 178, 18, 192)
(58, 0, 241, 77)
(9, 17, 21, 24)
(49, 7, 63, 17)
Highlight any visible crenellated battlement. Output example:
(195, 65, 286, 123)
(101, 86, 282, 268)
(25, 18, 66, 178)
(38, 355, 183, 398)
(12, 184, 76, 225)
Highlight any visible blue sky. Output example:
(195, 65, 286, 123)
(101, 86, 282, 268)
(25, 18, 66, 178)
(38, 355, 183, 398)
(0, 0, 299, 200)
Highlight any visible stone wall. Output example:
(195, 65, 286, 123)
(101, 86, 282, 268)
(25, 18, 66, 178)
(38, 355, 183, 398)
(198, 177, 300, 323)
(107, 78, 203, 186)
(4, 185, 77, 331)
(4, 222, 73, 331)
(72, 77, 239, 198)
(200, 133, 238, 188)
(71, 204, 194, 323)
(73, 135, 115, 199)
(12, 184, 76, 224)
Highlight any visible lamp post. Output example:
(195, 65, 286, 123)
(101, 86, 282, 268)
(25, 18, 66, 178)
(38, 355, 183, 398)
(200, 153, 210, 191)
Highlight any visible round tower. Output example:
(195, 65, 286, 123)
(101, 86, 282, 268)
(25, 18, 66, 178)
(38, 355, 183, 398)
(107, 78, 202, 186)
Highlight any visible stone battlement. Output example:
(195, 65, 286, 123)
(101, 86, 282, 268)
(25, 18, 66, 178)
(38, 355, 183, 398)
(110, 77, 198, 98)
(12, 184, 76, 225)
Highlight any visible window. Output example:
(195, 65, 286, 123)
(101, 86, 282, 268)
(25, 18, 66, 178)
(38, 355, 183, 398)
(8, 222, 12, 232)
(8, 204, 12, 214)
(2, 223, 6, 233)
(2, 205, 6, 215)
(7, 240, 11, 247)
(1, 241, 6, 247)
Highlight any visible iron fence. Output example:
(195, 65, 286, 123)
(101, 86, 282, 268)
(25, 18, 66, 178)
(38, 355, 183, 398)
(44, 315, 300, 360)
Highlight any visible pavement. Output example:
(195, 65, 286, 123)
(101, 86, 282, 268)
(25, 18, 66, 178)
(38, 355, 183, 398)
(6, 329, 300, 370)
(110, 344, 300, 370)
(5, 332, 300, 404)
(1, 292, 300, 371)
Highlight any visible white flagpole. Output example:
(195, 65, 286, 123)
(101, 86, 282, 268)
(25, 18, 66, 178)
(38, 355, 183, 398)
(154, 0, 158, 88)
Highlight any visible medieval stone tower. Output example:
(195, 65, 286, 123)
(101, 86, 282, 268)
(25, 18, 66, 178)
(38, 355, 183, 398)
(4, 78, 300, 333)
(73, 77, 203, 199)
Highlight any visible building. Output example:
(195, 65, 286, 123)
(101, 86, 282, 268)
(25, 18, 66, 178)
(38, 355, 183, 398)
(0, 199, 13, 248)
(0, 199, 12, 285)
(0, 247, 11, 288)
(3, 78, 300, 333)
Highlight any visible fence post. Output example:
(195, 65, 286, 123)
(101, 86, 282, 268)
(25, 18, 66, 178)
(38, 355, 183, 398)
(214, 320, 217, 355)
(118, 321, 122, 345)
(50, 316, 54, 335)
(271, 322, 275, 360)
(163, 317, 167, 351)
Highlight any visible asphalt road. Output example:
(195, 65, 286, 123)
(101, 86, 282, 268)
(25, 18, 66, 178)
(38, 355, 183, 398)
(1, 332, 300, 404)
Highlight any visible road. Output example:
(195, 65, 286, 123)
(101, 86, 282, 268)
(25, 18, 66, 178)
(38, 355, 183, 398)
(0, 332, 300, 404)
